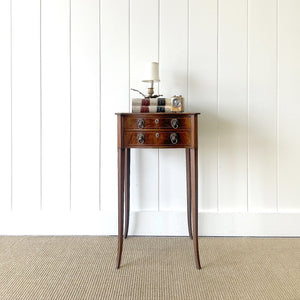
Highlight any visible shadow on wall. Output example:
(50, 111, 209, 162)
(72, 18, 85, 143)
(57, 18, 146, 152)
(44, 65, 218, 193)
(193, 95, 276, 211)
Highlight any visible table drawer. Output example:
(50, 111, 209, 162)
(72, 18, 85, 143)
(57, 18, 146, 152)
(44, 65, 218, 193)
(123, 116, 191, 130)
(124, 131, 191, 148)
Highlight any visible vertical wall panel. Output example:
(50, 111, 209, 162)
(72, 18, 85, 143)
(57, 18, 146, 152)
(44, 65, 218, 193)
(159, 0, 188, 211)
(71, 0, 100, 211)
(278, 0, 300, 211)
(218, 0, 248, 211)
(130, 0, 159, 211)
(189, 0, 218, 211)
(12, 0, 40, 211)
(42, 0, 70, 211)
(248, 0, 277, 211)
(0, 0, 11, 210)
(100, 0, 129, 211)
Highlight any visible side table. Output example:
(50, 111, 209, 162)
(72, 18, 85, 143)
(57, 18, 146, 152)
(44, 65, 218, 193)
(116, 112, 201, 269)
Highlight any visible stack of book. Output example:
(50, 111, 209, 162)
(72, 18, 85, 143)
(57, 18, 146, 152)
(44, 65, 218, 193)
(132, 98, 172, 113)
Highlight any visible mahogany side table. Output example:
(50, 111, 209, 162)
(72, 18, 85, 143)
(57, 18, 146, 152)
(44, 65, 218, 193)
(116, 112, 201, 269)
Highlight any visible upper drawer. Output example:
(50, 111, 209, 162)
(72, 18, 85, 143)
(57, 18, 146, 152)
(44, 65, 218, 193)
(123, 116, 191, 130)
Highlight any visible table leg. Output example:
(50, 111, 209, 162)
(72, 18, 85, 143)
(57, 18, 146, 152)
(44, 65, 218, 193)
(191, 148, 201, 269)
(116, 148, 125, 269)
(124, 148, 130, 238)
(186, 148, 193, 239)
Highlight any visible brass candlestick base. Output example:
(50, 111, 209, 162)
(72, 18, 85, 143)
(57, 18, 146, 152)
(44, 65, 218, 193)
(147, 87, 154, 98)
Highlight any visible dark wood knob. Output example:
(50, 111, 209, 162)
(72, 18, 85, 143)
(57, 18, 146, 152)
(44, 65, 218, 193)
(170, 133, 179, 144)
(137, 119, 145, 129)
(171, 119, 179, 129)
(137, 133, 145, 144)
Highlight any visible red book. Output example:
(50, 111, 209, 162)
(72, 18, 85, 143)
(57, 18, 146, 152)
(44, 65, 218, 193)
(132, 105, 172, 113)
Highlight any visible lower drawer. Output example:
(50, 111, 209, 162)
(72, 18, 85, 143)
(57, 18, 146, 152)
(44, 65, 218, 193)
(124, 131, 191, 148)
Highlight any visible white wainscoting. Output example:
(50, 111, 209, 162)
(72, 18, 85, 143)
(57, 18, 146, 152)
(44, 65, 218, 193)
(0, 0, 300, 236)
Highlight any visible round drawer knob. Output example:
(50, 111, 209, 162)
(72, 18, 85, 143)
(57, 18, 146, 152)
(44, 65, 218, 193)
(155, 119, 159, 124)
(155, 133, 159, 138)
(137, 119, 145, 129)
(137, 133, 145, 144)
(171, 119, 179, 129)
(170, 133, 179, 144)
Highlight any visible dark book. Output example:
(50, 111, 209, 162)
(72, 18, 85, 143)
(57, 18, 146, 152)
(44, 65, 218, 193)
(132, 98, 172, 106)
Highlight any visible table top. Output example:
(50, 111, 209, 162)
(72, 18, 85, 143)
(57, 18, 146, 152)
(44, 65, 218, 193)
(115, 112, 200, 116)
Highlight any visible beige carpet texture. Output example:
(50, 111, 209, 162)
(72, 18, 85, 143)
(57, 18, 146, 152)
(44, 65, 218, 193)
(0, 236, 299, 300)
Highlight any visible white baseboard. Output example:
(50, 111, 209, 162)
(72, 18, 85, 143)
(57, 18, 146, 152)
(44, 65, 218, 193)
(0, 211, 299, 236)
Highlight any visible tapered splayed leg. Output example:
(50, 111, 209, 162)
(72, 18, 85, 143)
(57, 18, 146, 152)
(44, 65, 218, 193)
(116, 148, 125, 269)
(124, 148, 130, 238)
(191, 148, 201, 269)
(186, 148, 192, 239)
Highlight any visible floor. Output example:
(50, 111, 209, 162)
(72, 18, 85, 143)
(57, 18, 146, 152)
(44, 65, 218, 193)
(0, 236, 299, 299)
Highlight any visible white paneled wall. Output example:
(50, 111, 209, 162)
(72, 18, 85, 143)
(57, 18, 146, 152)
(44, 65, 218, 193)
(248, 0, 277, 211)
(71, 0, 100, 212)
(0, 0, 300, 235)
(41, 0, 70, 211)
(0, 0, 11, 211)
(218, 0, 248, 212)
(278, 0, 300, 211)
(189, 0, 218, 212)
(12, 0, 40, 211)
